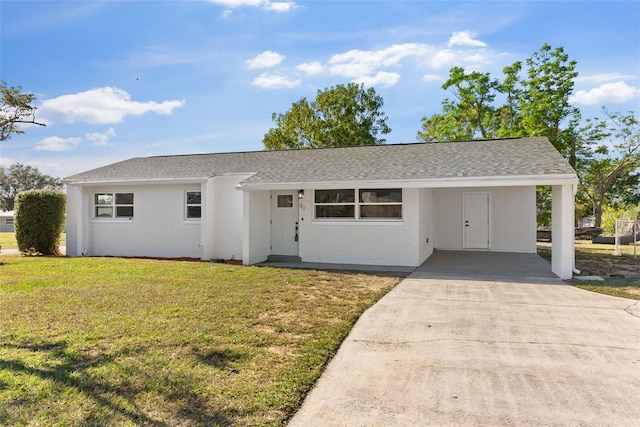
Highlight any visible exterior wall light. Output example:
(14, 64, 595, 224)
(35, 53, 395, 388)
(298, 189, 305, 200)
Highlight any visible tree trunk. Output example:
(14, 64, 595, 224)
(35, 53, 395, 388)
(593, 202, 603, 228)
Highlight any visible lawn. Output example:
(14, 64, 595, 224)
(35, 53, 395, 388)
(538, 240, 640, 300)
(0, 255, 402, 426)
(0, 232, 66, 251)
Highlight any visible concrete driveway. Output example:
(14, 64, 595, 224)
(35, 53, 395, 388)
(289, 251, 640, 426)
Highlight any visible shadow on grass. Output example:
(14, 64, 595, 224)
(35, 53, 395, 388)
(0, 340, 233, 426)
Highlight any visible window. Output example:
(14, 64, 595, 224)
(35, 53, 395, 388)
(314, 189, 355, 218)
(359, 189, 402, 219)
(277, 194, 293, 208)
(186, 191, 201, 219)
(314, 188, 402, 220)
(95, 193, 134, 218)
(5, 218, 14, 225)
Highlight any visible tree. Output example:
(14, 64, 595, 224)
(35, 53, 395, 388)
(576, 109, 640, 228)
(0, 163, 63, 211)
(263, 83, 391, 150)
(417, 44, 580, 154)
(1, 81, 45, 141)
(417, 66, 498, 141)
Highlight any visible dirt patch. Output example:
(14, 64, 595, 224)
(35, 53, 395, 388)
(539, 241, 640, 283)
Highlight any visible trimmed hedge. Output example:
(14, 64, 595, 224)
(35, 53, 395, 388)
(15, 189, 66, 255)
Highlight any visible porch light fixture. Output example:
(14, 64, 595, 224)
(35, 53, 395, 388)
(298, 189, 305, 200)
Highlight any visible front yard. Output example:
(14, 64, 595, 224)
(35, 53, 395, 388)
(0, 255, 402, 426)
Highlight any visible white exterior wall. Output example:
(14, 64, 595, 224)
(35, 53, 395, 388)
(435, 186, 536, 253)
(242, 190, 270, 265)
(417, 188, 435, 263)
(87, 184, 203, 258)
(209, 175, 250, 261)
(298, 188, 423, 266)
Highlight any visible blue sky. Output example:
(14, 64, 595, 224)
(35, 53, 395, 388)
(1, 0, 639, 179)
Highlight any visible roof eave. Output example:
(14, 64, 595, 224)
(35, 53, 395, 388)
(64, 177, 209, 186)
(236, 174, 579, 190)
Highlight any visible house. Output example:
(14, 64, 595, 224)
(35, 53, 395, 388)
(0, 211, 15, 232)
(64, 137, 579, 279)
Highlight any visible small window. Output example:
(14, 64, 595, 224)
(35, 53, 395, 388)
(95, 193, 134, 219)
(277, 194, 293, 208)
(5, 218, 14, 225)
(186, 191, 202, 219)
(314, 189, 355, 219)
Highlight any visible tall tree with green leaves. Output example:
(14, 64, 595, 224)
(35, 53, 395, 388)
(1, 81, 45, 141)
(576, 109, 640, 228)
(418, 66, 498, 141)
(263, 83, 391, 150)
(518, 44, 580, 155)
(417, 44, 580, 153)
(0, 163, 63, 211)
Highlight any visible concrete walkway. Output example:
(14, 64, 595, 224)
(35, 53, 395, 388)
(289, 251, 640, 426)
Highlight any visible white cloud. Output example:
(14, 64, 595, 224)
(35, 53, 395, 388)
(296, 61, 324, 75)
(448, 31, 486, 48)
(252, 72, 301, 89)
(422, 74, 443, 82)
(576, 73, 637, 84)
(353, 71, 400, 88)
(264, 2, 295, 12)
(35, 136, 82, 152)
(86, 127, 116, 146)
(571, 81, 640, 105)
(246, 50, 285, 69)
(427, 48, 494, 69)
(209, 0, 296, 13)
(40, 87, 185, 124)
(328, 43, 427, 78)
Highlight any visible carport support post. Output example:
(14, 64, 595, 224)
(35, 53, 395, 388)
(551, 184, 575, 280)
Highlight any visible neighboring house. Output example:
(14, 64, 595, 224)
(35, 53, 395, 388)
(0, 211, 15, 232)
(64, 137, 579, 279)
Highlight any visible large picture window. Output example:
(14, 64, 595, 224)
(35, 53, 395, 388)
(186, 191, 202, 219)
(314, 189, 402, 220)
(95, 193, 134, 219)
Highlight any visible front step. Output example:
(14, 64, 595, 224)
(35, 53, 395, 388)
(267, 255, 302, 262)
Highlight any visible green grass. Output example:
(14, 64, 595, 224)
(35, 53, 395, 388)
(0, 232, 66, 251)
(538, 240, 640, 300)
(0, 232, 18, 250)
(0, 256, 402, 425)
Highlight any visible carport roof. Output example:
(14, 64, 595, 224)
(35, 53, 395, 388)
(64, 137, 577, 185)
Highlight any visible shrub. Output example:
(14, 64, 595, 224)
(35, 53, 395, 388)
(15, 189, 66, 255)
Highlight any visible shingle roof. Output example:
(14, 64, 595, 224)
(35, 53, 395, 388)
(64, 137, 576, 185)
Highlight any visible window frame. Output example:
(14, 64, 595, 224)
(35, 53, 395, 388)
(313, 188, 403, 221)
(94, 192, 134, 219)
(358, 189, 403, 219)
(185, 190, 202, 220)
(314, 189, 356, 219)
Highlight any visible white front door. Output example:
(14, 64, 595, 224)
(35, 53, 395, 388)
(271, 192, 299, 256)
(463, 192, 489, 249)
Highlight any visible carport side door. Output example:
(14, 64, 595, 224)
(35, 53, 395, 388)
(463, 192, 489, 249)
(270, 191, 299, 256)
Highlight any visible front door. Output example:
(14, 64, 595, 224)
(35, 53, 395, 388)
(463, 192, 489, 249)
(271, 192, 299, 256)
